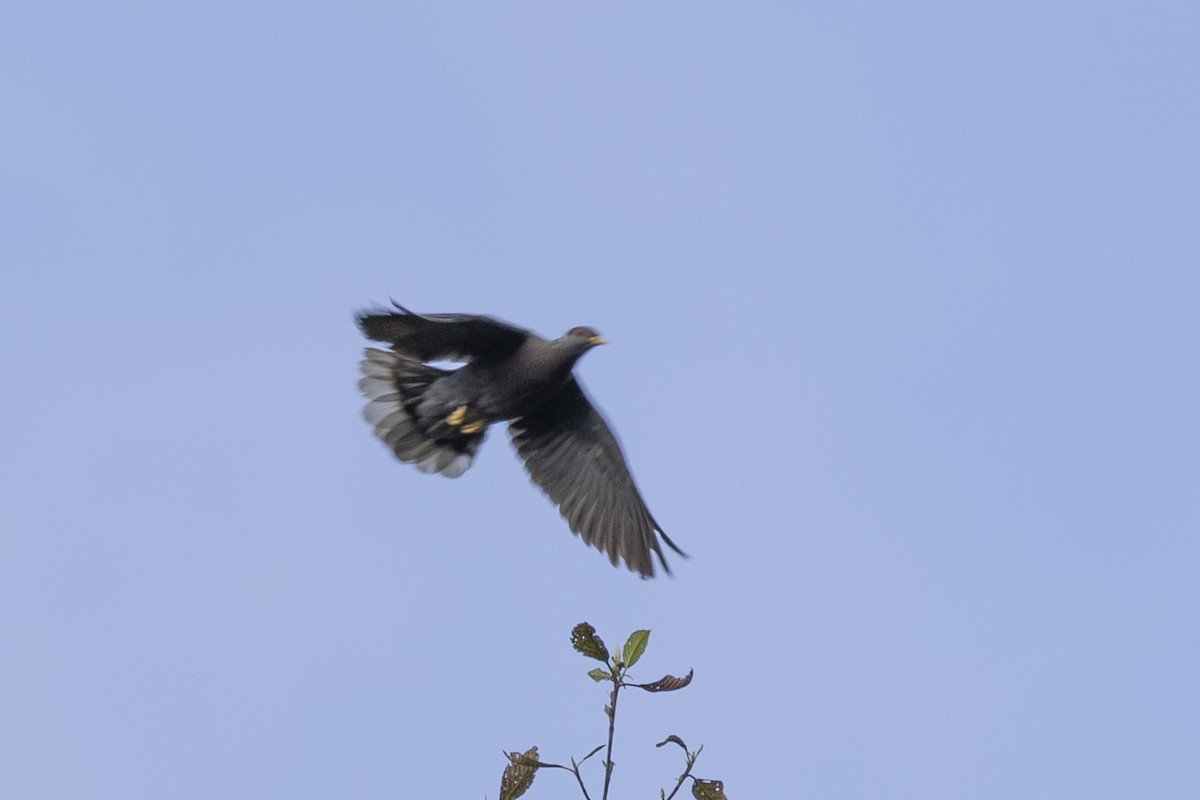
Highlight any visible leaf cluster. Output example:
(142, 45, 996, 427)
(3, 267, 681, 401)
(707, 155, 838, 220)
(498, 622, 725, 800)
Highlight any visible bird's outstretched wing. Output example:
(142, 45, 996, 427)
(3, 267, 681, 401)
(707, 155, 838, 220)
(357, 302, 530, 362)
(508, 378, 684, 577)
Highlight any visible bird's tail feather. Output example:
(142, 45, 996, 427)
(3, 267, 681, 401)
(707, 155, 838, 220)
(359, 348, 483, 478)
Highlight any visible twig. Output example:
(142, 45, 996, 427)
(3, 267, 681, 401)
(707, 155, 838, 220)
(662, 745, 702, 800)
(601, 674, 621, 800)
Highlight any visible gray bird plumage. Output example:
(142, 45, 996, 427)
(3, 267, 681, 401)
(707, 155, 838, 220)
(356, 302, 683, 577)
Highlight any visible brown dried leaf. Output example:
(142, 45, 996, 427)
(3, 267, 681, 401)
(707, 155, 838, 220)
(691, 778, 726, 800)
(570, 622, 609, 662)
(655, 735, 688, 752)
(635, 668, 694, 693)
(499, 746, 539, 800)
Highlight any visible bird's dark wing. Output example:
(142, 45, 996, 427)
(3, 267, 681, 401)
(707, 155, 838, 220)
(508, 378, 683, 577)
(357, 303, 531, 362)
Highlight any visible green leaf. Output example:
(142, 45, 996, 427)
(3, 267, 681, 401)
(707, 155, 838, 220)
(622, 629, 650, 669)
(587, 668, 612, 682)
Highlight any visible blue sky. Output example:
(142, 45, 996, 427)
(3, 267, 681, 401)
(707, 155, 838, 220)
(3, 2, 1198, 797)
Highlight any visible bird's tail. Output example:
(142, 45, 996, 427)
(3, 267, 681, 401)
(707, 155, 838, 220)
(358, 348, 484, 478)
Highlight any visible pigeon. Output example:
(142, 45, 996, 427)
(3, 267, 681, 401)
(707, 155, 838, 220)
(356, 302, 683, 577)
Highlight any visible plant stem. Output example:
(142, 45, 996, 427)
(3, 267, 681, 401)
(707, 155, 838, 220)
(601, 675, 621, 800)
(570, 763, 593, 800)
(662, 756, 696, 800)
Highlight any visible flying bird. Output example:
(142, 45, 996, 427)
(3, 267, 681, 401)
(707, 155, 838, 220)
(355, 302, 684, 577)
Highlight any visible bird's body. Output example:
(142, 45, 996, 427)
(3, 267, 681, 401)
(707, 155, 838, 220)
(356, 303, 682, 577)
(440, 340, 574, 419)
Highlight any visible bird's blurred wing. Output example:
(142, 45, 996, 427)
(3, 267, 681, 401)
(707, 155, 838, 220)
(357, 303, 530, 362)
(508, 378, 682, 577)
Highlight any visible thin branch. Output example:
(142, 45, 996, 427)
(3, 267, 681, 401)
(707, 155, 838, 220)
(518, 755, 593, 800)
(662, 745, 703, 800)
(568, 759, 594, 800)
(601, 674, 622, 800)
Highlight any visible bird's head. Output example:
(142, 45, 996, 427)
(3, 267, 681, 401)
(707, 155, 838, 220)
(559, 326, 600, 347)
(558, 326, 606, 358)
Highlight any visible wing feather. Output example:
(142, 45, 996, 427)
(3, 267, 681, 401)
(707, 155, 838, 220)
(508, 379, 682, 577)
(356, 303, 530, 362)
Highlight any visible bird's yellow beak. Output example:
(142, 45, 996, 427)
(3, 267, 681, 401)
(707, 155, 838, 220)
(588, 335, 606, 346)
